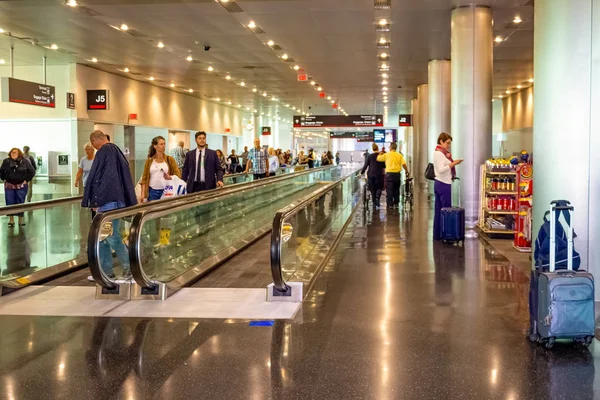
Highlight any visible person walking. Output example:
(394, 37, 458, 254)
(433, 133, 463, 241)
(361, 143, 386, 209)
(227, 150, 239, 174)
(140, 136, 181, 202)
(170, 140, 186, 170)
(181, 131, 224, 193)
(0, 148, 35, 227)
(335, 151, 340, 165)
(244, 138, 269, 179)
(307, 149, 316, 169)
(75, 143, 96, 189)
(240, 146, 249, 171)
(216, 149, 228, 174)
(268, 147, 279, 177)
(22, 146, 37, 202)
(377, 142, 410, 209)
(83, 130, 137, 281)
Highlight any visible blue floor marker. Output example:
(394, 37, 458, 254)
(249, 320, 275, 327)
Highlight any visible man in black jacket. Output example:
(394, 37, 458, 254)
(182, 131, 224, 193)
(361, 143, 386, 209)
(84, 130, 136, 281)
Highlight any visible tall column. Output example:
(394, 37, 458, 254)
(411, 99, 419, 179)
(451, 5, 493, 229)
(428, 60, 451, 162)
(417, 84, 429, 186)
(533, 0, 600, 297)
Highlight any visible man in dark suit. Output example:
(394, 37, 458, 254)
(361, 143, 386, 209)
(182, 131, 224, 193)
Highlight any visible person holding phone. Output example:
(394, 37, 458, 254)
(140, 136, 181, 202)
(433, 133, 463, 241)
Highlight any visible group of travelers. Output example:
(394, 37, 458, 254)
(361, 142, 410, 209)
(0, 146, 36, 227)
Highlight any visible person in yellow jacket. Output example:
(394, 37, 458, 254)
(377, 142, 410, 208)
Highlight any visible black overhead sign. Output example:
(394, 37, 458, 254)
(398, 114, 413, 127)
(294, 114, 383, 128)
(329, 131, 375, 141)
(1, 77, 55, 108)
(356, 131, 374, 142)
(87, 89, 108, 110)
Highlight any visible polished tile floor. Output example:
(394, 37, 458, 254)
(0, 197, 598, 399)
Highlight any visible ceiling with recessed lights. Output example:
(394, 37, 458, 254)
(0, 0, 533, 123)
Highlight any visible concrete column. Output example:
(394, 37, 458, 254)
(533, 0, 600, 298)
(451, 5, 493, 229)
(417, 84, 428, 186)
(411, 99, 419, 180)
(428, 60, 451, 162)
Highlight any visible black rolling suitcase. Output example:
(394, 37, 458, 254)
(441, 178, 465, 245)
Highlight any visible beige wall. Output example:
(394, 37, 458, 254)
(75, 64, 246, 136)
(502, 86, 534, 132)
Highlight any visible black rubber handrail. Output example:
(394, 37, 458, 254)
(128, 166, 336, 290)
(88, 166, 335, 289)
(269, 168, 361, 293)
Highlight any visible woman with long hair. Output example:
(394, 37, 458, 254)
(307, 149, 316, 169)
(268, 147, 280, 176)
(433, 133, 463, 241)
(216, 149, 228, 174)
(140, 136, 181, 202)
(0, 148, 35, 227)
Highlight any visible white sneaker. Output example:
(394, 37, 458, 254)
(87, 275, 95, 282)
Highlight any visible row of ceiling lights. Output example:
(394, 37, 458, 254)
(241, 13, 349, 115)
(494, 15, 524, 44)
(377, 17, 391, 113)
(496, 78, 534, 100)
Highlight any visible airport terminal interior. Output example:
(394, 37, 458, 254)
(1, 0, 600, 398)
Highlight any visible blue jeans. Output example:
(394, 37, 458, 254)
(148, 187, 164, 201)
(98, 201, 130, 277)
(5, 184, 28, 217)
(434, 180, 452, 241)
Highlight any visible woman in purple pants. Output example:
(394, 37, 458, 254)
(433, 133, 463, 241)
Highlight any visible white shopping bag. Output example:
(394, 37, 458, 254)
(161, 175, 187, 199)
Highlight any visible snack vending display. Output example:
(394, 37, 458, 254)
(513, 164, 533, 252)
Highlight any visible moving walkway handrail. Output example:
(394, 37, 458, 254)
(270, 168, 361, 293)
(127, 165, 336, 290)
(89, 165, 335, 290)
(0, 195, 83, 216)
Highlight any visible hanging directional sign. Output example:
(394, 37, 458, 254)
(293, 115, 383, 128)
(1, 77, 56, 108)
(398, 114, 413, 127)
(87, 89, 109, 110)
(261, 126, 272, 135)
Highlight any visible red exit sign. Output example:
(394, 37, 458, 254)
(297, 73, 308, 82)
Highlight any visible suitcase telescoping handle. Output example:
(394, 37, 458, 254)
(452, 177, 460, 207)
(549, 200, 574, 273)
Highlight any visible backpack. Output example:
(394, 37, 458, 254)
(534, 200, 581, 271)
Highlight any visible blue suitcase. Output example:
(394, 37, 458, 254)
(528, 201, 595, 349)
(441, 207, 465, 244)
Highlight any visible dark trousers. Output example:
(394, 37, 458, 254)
(433, 180, 452, 240)
(368, 176, 383, 207)
(254, 173, 267, 180)
(385, 173, 401, 207)
(5, 185, 28, 217)
(190, 182, 208, 193)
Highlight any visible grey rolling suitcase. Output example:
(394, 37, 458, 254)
(529, 201, 595, 349)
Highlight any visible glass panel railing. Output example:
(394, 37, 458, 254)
(0, 199, 89, 287)
(270, 169, 361, 295)
(130, 167, 344, 290)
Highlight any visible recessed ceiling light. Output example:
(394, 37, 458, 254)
(262, 92, 268, 97)
(186, 55, 193, 61)
(246, 107, 251, 111)
(383, 100, 388, 104)
(254, 109, 258, 112)
(170, 83, 175, 87)
(221, 0, 230, 3)
(91, 57, 98, 63)
(252, 88, 258, 92)
(378, 19, 388, 26)
(282, 54, 289, 60)
(381, 63, 389, 69)
(227, 101, 232, 105)
(382, 86, 388, 91)
(240, 81, 246, 87)
(379, 38, 387, 44)
(189, 89, 193, 93)
(529, 78, 534, 83)
(261, 112, 265, 115)
(225, 75, 231, 80)
(293, 65, 300, 71)
(513, 15, 522, 24)
(310, 81, 316, 86)
(157, 42, 165, 48)
(207, 66, 214, 72)
(505, 90, 510, 94)
(0, 59, 5, 64)
(267, 40, 275, 46)
(271, 96, 277, 101)
(292, 107, 296, 111)
(0, 29, 4, 33)
(379, 53, 389, 59)
(120, 24, 129, 31)
(382, 73, 388, 78)
(317, 87, 323, 91)
(50, 44, 59, 50)
(65, 0, 78, 7)
(215, 97, 221, 101)
(494, 36, 504, 43)
(327, 96, 332, 100)
(499, 95, 504, 98)
(149, 76, 155, 81)
(517, 85, 522, 89)
(237, 104, 242, 108)
(330, 100, 335, 104)
(248, 21, 256, 29)
(124, 67, 129, 73)
(381, 80, 388, 85)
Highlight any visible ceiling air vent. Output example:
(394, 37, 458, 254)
(126, 29, 146, 38)
(374, 0, 391, 10)
(74, 5, 102, 17)
(376, 24, 391, 32)
(219, 1, 244, 13)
